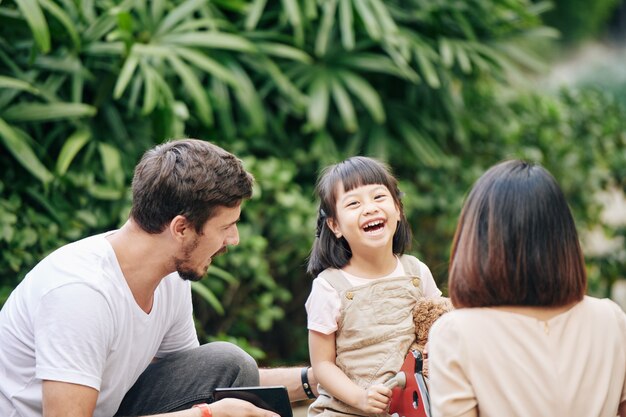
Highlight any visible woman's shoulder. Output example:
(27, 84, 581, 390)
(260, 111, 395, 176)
(579, 296, 626, 320)
(429, 307, 482, 333)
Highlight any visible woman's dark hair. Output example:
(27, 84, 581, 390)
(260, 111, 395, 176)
(306, 156, 412, 277)
(449, 159, 586, 308)
(130, 138, 254, 234)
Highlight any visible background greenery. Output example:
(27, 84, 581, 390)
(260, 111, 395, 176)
(1, 0, 625, 364)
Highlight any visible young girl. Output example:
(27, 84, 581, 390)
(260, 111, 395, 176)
(305, 156, 441, 417)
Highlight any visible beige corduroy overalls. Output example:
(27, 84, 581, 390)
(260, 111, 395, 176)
(308, 255, 424, 417)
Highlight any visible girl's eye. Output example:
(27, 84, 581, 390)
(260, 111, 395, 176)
(375, 194, 386, 200)
(346, 201, 358, 207)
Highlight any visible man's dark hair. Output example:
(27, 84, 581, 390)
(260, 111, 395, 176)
(130, 138, 254, 233)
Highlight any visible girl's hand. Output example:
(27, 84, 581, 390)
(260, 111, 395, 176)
(357, 384, 392, 414)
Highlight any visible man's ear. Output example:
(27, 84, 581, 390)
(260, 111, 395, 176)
(169, 215, 190, 242)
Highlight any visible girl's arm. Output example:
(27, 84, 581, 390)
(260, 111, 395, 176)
(309, 330, 391, 414)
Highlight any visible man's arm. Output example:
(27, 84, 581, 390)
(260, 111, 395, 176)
(42, 381, 98, 417)
(43, 381, 281, 417)
(259, 367, 318, 402)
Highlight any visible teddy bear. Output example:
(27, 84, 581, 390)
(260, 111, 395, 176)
(410, 296, 454, 378)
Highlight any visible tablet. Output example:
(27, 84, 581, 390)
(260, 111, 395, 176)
(213, 386, 293, 417)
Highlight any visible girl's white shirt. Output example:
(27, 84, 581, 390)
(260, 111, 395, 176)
(305, 256, 441, 334)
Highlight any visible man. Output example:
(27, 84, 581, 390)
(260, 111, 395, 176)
(0, 139, 317, 417)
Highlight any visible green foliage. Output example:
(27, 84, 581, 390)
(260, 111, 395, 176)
(540, 0, 621, 44)
(1, 0, 624, 365)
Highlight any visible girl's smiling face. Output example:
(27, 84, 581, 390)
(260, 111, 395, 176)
(327, 182, 401, 255)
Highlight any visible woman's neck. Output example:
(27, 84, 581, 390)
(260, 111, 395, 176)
(343, 252, 398, 278)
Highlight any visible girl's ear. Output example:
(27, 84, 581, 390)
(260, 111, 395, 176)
(326, 217, 339, 235)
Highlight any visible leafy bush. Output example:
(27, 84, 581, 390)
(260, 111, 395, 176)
(1, 0, 624, 365)
(540, 0, 621, 44)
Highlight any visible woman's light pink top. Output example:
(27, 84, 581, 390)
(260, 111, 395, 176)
(429, 296, 626, 417)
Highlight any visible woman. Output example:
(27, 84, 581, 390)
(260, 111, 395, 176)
(429, 159, 626, 417)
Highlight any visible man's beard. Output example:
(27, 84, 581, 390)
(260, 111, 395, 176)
(175, 240, 228, 282)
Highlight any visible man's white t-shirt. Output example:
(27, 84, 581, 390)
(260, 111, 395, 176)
(0, 233, 199, 417)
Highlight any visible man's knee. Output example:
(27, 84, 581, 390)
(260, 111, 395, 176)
(196, 341, 259, 386)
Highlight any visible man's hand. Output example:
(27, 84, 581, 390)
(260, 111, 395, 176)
(210, 398, 279, 417)
(43, 380, 280, 417)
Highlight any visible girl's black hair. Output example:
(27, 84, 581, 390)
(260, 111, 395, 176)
(306, 156, 412, 277)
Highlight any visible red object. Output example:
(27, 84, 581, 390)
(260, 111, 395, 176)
(192, 403, 213, 417)
(388, 350, 431, 417)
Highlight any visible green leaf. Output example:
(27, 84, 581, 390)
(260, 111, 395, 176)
(256, 42, 312, 64)
(161, 32, 257, 53)
(396, 120, 446, 167)
(14, 0, 50, 53)
(151, 0, 166, 24)
(191, 281, 224, 315)
(207, 265, 238, 284)
(439, 38, 454, 68)
(330, 78, 357, 132)
(71, 71, 85, 103)
(337, 71, 385, 123)
(338, 53, 409, 78)
(307, 76, 330, 130)
(0, 118, 53, 183)
(82, 42, 125, 56)
(228, 62, 265, 133)
(175, 47, 239, 85)
(34, 55, 82, 73)
(167, 54, 213, 126)
(155, 0, 207, 36)
(3, 103, 97, 122)
(98, 142, 124, 187)
(113, 53, 139, 99)
(140, 63, 159, 115)
(245, 0, 267, 30)
(353, 0, 380, 40)
(87, 184, 123, 200)
(249, 56, 307, 109)
(368, 0, 397, 34)
(24, 187, 63, 223)
(56, 128, 91, 175)
(0, 76, 41, 95)
(38, 0, 81, 49)
(82, 12, 117, 42)
(339, 0, 354, 50)
(415, 46, 440, 88)
(211, 78, 236, 138)
(281, 0, 304, 46)
(455, 43, 472, 73)
(315, 0, 337, 57)
(383, 43, 419, 82)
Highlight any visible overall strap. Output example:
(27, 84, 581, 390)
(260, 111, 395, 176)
(318, 268, 352, 292)
(399, 254, 422, 277)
